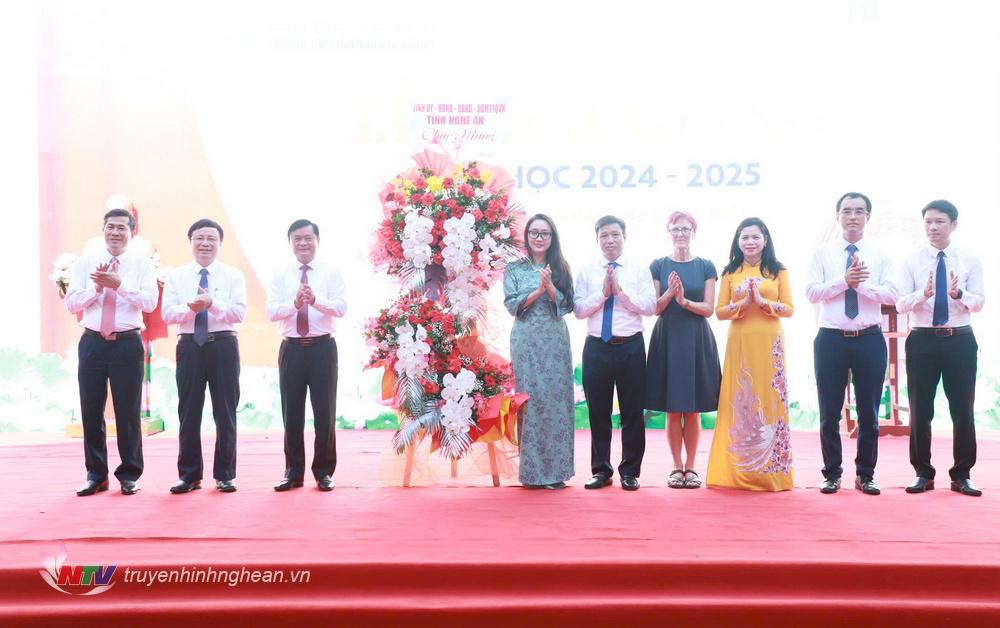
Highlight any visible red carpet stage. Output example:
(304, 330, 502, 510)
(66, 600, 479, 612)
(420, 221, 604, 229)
(2, 429, 1000, 627)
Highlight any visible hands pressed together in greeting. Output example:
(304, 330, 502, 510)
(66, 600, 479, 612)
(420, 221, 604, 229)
(844, 254, 870, 289)
(188, 287, 213, 312)
(89, 262, 121, 293)
(535, 265, 558, 301)
(294, 283, 316, 310)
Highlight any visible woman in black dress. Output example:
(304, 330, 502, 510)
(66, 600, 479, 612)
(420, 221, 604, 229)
(645, 211, 721, 488)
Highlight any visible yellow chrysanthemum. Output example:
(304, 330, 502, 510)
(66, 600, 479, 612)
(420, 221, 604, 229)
(426, 176, 444, 193)
(401, 178, 414, 190)
(479, 169, 494, 185)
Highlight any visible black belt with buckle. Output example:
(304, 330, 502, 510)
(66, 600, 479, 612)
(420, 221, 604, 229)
(590, 333, 641, 346)
(83, 328, 141, 341)
(912, 326, 973, 338)
(179, 331, 237, 343)
(284, 334, 331, 347)
(823, 325, 882, 338)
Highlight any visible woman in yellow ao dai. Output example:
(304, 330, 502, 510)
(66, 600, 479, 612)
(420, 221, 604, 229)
(706, 217, 795, 491)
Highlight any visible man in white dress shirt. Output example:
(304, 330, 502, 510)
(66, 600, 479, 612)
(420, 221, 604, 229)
(65, 209, 158, 496)
(806, 192, 898, 495)
(267, 219, 347, 492)
(574, 216, 656, 491)
(162, 219, 248, 494)
(896, 200, 985, 496)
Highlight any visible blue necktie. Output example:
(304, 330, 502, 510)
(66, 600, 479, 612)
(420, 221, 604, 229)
(932, 251, 949, 326)
(600, 261, 618, 342)
(194, 268, 209, 346)
(844, 244, 859, 319)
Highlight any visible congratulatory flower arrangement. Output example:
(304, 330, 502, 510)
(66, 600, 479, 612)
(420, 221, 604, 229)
(367, 150, 524, 459)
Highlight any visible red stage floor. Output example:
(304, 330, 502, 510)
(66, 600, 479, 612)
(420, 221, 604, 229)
(2, 429, 999, 626)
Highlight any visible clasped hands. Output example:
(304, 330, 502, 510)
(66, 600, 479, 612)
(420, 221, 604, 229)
(731, 278, 770, 311)
(293, 284, 316, 310)
(659, 271, 688, 308)
(602, 265, 633, 306)
(533, 265, 558, 300)
(89, 262, 121, 293)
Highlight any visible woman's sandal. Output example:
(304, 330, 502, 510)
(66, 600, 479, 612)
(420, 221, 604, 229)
(683, 469, 702, 489)
(668, 469, 685, 489)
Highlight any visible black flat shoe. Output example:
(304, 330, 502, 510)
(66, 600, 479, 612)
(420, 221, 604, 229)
(584, 475, 612, 490)
(170, 480, 202, 494)
(621, 476, 640, 491)
(855, 477, 881, 495)
(951, 479, 982, 497)
(76, 480, 109, 496)
(216, 480, 237, 493)
(544, 482, 567, 490)
(317, 476, 335, 491)
(819, 478, 841, 494)
(120, 480, 139, 495)
(906, 477, 934, 493)
(274, 478, 304, 492)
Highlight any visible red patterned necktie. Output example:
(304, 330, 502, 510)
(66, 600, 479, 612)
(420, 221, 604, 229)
(99, 257, 119, 336)
(296, 265, 310, 336)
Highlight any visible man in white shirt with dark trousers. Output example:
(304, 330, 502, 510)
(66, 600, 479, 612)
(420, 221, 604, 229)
(267, 219, 347, 492)
(896, 200, 985, 497)
(65, 208, 157, 496)
(162, 219, 247, 494)
(574, 215, 656, 491)
(806, 192, 898, 496)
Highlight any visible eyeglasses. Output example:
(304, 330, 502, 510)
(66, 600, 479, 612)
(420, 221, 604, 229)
(668, 227, 693, 235)
(839, 209, 869, 217)
(527, 230, 552, 240)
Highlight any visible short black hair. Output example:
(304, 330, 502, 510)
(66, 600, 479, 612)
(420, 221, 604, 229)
(187, 218, 224, 241)
(922, 199, 958, 222)
(594, 215, 626, 235)
(103, 208, 135, 232)
(836, 192, 871, 213)
(287, 219, 320, 238)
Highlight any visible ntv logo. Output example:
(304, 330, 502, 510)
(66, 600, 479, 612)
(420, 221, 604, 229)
(40, 546, 117, 596)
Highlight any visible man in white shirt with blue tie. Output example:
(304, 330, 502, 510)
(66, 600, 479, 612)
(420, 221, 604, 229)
(806, 192, 898, 495)
(574, 216, 656, 491)
(162, 219, 248, 494)
(896, 200, 985, 496)
(267, 219, 347, 492)
(65, 209, 157, 496)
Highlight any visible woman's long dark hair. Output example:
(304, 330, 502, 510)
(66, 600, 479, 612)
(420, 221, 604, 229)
(722, 217, 784, 279)
(523, 214, 574, 307)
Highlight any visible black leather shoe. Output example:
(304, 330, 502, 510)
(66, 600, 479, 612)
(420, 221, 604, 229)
(855, 477, 881, 495)
(216, 480, 237, 493)
(621, 476, 640, 491)
(951, 479, 982, 497)
(274, 478, 304, 492)
(76, 480, 109, 496)
(545, 482, 567, 490)
(584, 474, 612, 489)
(317, 476, 335, 491)
(906, 477, 935, 493)
(170, 480, 202, 494)
(120, 480, 139, 495)
(819, 478, 841, 494)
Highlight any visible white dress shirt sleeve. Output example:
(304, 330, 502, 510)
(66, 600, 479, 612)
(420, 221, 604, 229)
(64, 255, 99, 314)
(312, 268, 347, 317)
(266, 269, 297, 322)
(161, 267, 195, 324)
(208, 267, 248, 323)
(804, 248, 849, 304)
(573, 266, 606, 320)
